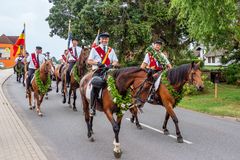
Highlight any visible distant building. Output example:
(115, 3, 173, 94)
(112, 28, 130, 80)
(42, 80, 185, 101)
(204, 49, 226, 66)
(0, 34, 18, 67)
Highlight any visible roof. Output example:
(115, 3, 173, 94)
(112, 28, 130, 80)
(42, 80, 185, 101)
(0, 34, 18, 44)
(204, 49, 226, 57)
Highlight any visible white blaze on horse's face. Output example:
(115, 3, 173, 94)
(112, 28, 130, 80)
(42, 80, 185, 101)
(190, 63, 204, 91)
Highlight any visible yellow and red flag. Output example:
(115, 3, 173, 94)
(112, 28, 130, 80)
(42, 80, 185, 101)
(13, 29, 25, 56)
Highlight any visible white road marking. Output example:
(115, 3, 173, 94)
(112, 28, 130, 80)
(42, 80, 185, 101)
(126, 118, 193, 144)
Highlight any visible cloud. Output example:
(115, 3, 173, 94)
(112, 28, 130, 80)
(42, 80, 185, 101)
(0, 0, 67, 59)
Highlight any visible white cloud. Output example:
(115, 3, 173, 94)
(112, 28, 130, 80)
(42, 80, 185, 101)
(0, 0, 67, 59)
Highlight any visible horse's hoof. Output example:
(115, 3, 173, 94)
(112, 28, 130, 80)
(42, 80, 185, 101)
(163, 129, 169, 135)
(38, 112, 43, 117)
(62, 99, 66, 104)
(136, 124, 142, 130)
(177, 137, 184, 143)
(29, 106, 33, 110)
(32, 105, 36, 109)
(130, 117, 134, 123)
(113, 150, 122, 159)
(45, 97, 48, 100)
(88, 136, 95, 142)
(56, 90, 58, 93)
(73, 107, 77, 111)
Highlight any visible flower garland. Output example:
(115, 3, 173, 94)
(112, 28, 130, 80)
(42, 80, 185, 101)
(161, 71, 185, 105)
(107, 75, 132, 116)
(73, 63, 80, 83)
(146, 46, 167, 68)
(35, 69, 51, 95)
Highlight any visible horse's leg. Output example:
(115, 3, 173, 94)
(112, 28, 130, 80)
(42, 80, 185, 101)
(104, 109, 122, 158)
(22, 71, 25, 86)
(62, 79, 67, 103)
(35, 92, 43, 116)
(162, 102, 183, 143)
(28, 90, 33, 110)
(82, 95, 94, 141)
(45, 92, 48, 100)
(56, 78, 59, 93)
(130, 107, 142, 129)
(68, 85, 72, 106)
(162, 111, 170, 135)
(72, 88, 77, 111)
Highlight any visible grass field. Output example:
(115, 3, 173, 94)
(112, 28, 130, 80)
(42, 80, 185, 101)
(179, 84, 240, 118)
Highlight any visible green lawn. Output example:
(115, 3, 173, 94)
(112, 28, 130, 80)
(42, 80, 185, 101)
(179, 84, 240, 118)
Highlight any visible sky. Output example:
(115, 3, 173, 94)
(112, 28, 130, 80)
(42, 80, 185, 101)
(0, 0, 67, 59)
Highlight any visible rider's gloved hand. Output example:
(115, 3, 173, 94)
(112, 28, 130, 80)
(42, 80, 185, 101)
(97, 62, 105, 68)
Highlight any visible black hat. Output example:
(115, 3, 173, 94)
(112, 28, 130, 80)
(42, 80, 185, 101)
(72, 37, 79, 41)
(154, 39, 163, 45)
(46, 52, 50, 55)
(99, 32, 110, 38)
(36, 46, 42, 50)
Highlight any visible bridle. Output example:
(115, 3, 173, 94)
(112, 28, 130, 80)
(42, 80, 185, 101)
(130, 75, 154, 108)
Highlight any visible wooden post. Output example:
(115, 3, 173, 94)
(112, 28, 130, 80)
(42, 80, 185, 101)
(215, 83, 218, 98)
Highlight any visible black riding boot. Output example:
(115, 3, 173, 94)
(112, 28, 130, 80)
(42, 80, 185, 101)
(90, 87, 96, 116)
(147, 86, 155, 103)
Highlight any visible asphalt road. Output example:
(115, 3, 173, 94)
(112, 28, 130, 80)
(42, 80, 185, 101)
(3, 75, 240, 160)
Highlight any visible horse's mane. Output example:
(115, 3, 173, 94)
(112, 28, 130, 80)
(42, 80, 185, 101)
(112, 67, 143, 80)
(167, 64, 191, 85)
(112, 67, 144, 94)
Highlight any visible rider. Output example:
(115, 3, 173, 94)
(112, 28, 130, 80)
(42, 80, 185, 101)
(87, 32, 119, 116)
(45, 52, 51, 60)
(59, 49, 68, 74)
(140, 39, 172, 102)
(14, 47, 24, 73)
(26, 46, 46, 90)
(66, 37, 82, 87)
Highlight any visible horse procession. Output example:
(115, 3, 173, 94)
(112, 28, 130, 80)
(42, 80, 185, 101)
(12, 32, 204, 158)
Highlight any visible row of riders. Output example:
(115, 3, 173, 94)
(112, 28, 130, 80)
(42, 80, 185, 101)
(13, 32, 204, 158)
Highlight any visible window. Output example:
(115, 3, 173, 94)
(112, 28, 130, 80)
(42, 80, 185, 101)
(208, 57, 211, 63)
(212, 57, 215, 63)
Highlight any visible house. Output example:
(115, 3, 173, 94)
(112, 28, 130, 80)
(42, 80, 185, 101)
(204, 49, 226, 66)
(0, 34, 18, 67)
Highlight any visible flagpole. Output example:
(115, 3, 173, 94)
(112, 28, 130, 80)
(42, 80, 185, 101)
(23, 23, 26, 56)
(67, 19, 71, 49)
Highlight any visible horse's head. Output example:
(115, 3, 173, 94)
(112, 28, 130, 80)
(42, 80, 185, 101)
(41, 60, 54, 74)
(131, 69, 154, 108)
(115, 67, 154, 109)
(188, 62, 204, 91)
(78, 47, 90, 76)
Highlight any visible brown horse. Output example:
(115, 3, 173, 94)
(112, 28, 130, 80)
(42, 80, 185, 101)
(26, 60, 54, 116)
(67, 47, 90, 111)
(130, 62, 204, 143)
(54, 63, 65, 93)
(80, 67, 154, 158)
(14, 60, 25, 85)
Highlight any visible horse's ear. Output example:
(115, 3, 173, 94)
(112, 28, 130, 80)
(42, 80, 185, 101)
(191, 61, 195, 69)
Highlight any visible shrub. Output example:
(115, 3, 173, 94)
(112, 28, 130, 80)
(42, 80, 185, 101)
(223, 64, 240, 84)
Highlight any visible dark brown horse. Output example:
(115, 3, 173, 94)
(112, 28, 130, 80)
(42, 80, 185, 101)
(80, 67, 154, 158)
(130, 62, 204, 143)
(14, 60, 25, 86)
(26, 60, 54, 116)
(66, 47, 90, 111)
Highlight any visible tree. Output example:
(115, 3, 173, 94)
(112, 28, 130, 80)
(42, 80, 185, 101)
(170, 0, 240, 63)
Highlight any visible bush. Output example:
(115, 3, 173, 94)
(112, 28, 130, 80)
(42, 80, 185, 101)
(223, 64, 240, 84)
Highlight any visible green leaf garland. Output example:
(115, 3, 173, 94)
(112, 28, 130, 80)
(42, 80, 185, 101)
(73, 63, 80, 83)
(161, 71, 185, 105)
(146, 46, 167, 68)
(107, 75, 132, 117)
(35, 69, 51, 95)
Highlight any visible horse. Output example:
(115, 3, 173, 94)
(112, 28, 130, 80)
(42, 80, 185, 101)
(129, 62, 204, 143)
(66, 47, 89, 111)
(14, 60, 25, 86)
(79, 67, 154, 158)
(54, 64, 64, 93)
(26, 60, 54, 116)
